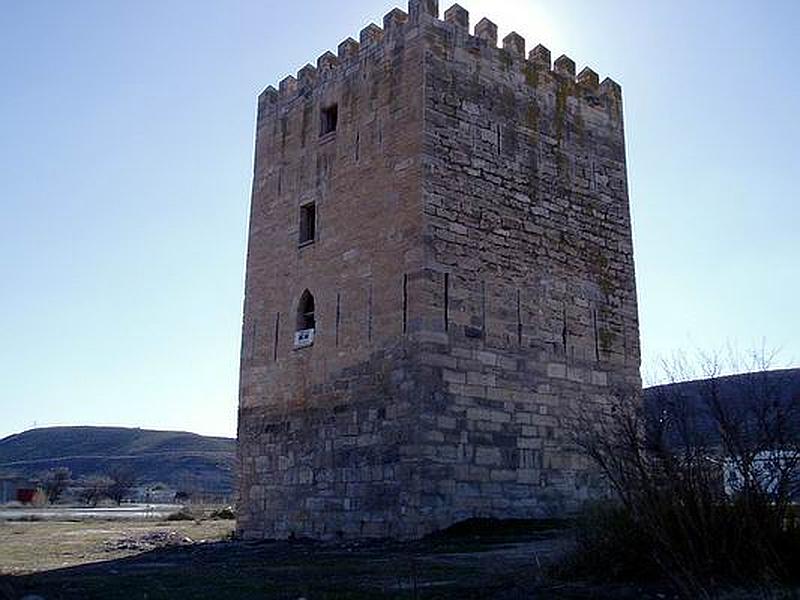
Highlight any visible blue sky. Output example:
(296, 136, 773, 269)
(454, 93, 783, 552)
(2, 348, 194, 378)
(1, 0, 798, 440)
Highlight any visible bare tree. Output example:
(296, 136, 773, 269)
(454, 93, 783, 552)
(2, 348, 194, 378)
(80, 475, 113, 507)
(106, 467, 137, 505)
(41, 467, 71, 504)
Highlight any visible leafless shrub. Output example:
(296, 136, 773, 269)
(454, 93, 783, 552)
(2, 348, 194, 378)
(569, 348, 800, 597)
(209, 506, 236, 520)
(166, 506, 201, 522)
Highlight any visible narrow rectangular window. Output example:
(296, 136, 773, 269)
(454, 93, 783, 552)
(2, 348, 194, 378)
(443, 273, 449, 332)
(242, 316, 257, 362)
(299, 203, 316, 245)
(335, 293, 341, 347)
(251, 317, 258, 360)
(593, 308, 600, 361)
(273, 312, 280, 361)
(320, 104, 338, 136)
(367, 284, 373, 342)
(402, 274, 408, 334)
(516, 289, 522, 346)
(481, 280, 487, 332)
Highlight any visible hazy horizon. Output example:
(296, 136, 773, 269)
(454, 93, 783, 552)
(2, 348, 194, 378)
(2, 0, 798, 440)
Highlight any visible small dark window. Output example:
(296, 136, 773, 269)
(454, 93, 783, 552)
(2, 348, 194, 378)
(299, 202, 316, 245)
(320, 104, 338, 136)
(297, 290, 315, 331)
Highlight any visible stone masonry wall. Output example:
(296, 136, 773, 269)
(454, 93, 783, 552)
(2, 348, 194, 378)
(238, 3, 436, 539)
(409, 12, 640, 527)
(237, 0, 641, 540)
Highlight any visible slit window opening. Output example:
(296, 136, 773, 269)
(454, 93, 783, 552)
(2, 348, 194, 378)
(320, 104, 338, 136)
(299, 203, 316, 245)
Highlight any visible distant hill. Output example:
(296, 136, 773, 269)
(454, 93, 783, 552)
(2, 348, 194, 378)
(0, 426, 236, 498)
(643, 368, 800, 447)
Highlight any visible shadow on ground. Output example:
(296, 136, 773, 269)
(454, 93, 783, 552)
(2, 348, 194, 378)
(0, 520, 671, 599)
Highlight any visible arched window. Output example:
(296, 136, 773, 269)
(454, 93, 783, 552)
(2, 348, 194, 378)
(297, 290, 315, 332)
(294, 290, 315, 348)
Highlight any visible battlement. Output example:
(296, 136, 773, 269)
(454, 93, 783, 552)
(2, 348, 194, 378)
(258, 1, 622, 113)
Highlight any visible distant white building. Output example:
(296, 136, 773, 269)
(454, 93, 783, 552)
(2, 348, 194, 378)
(723, 450, 800, 499)
(134, 485, 178, 504)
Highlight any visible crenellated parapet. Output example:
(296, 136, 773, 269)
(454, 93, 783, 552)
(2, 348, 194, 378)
(443, 4, 468, 31)
(257, 2, 622, 116)
(529, 44, 551, 69)
(425, 4, 622, 109)
(474, 17, 497, 46)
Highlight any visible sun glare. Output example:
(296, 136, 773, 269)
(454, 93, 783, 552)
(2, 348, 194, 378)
(463, 0, 563, 53)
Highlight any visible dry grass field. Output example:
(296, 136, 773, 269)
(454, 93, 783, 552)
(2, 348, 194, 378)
(0, 518, 234, 575)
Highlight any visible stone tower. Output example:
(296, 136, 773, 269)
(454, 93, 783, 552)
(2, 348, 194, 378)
(237, 0, 640, 540)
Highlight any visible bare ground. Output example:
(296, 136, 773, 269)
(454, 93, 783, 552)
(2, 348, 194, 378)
(0, 518, 679, 599)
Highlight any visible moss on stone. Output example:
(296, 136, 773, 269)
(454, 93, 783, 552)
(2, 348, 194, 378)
(598, 327, 616, 352)
(498, 49, 513, 72)
(300, 101, 313, 148)
(498, 86, 517, 119)
(524, 63, 540, 88)
(555, 81, 575, 143)
(526, 100, 539, 133)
